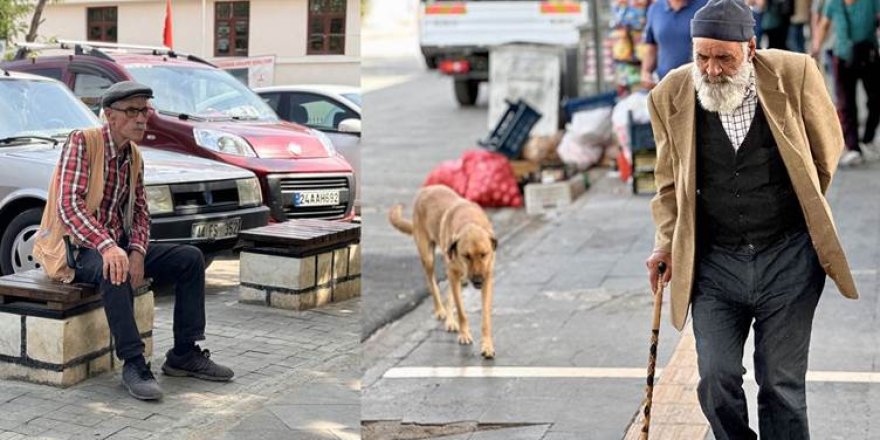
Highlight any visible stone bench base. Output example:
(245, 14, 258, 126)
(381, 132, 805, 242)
(0, 291, 153, 387)
(240, 243, 361, 310)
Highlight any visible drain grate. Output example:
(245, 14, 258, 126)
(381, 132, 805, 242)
(361, 421, 549, 439)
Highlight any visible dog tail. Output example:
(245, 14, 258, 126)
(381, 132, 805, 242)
(388, 204, 414, 235)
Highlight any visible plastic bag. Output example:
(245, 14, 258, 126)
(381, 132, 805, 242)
(612, 91, 650, 150)
(557, 106, 614, 170)
(423, 150, 523, 208)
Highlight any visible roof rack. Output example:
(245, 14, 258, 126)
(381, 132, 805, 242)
(13, 40, 216, 67)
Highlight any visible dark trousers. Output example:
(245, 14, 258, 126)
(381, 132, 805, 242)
(692, 231, 825, 440)
(833, 55, 880, 152)
(74, 243, 207, 361)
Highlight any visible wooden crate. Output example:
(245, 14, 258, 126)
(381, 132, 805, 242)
(633, 171, 657, 195)
(633, 149, 657, 173)
(524, 174, 586, 215)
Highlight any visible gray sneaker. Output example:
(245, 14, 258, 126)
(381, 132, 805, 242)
(122, 362, 163, 401)
(161, 345, 234, 382)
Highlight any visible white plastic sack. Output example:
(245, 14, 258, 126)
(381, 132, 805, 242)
(567, 106, 614, 145)
(612, 91, 650, 151)
(557, 130, 605, 169)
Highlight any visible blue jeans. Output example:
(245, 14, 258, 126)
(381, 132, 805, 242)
(692, 231, 825, 440)
(74, 243, 207, 361)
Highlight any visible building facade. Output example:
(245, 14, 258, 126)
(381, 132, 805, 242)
(30, 0, 360, 86)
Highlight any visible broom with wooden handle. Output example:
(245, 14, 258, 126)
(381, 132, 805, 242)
(641, 262, 666, 440)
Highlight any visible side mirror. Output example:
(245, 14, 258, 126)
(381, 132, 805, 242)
(338, 118, 361, 136)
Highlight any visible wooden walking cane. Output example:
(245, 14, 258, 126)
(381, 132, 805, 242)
(641, 262, 666, 440)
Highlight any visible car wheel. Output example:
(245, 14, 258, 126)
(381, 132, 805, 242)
(454, 79, 479, 106)
(0, 208, 44, 275)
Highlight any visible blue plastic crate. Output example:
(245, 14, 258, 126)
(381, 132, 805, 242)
(628, 110, 655, 152)
(562, 91, 618, 118)
(480, 99, 542, 159)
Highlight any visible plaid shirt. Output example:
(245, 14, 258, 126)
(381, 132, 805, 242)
(719, 71, 758, 151)
(58, 126, 150, 255)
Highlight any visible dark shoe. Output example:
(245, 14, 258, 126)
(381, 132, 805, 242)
(161, 345, 234, 382)
(122, 362, 163, 401)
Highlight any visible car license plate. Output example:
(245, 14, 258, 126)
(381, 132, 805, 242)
(191, 217, 242, 239)
(293, 190, 341, 207)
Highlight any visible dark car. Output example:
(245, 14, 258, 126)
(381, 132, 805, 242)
(4, 40, 356, 222)
(0, 70, 270, 274)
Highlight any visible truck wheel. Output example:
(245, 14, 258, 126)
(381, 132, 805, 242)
(424, 55, 438, 70)
(0, 208, 44, 275)
(454, 79, 479, 106)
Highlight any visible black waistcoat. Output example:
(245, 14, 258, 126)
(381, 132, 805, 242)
(695, 102, 806, 250)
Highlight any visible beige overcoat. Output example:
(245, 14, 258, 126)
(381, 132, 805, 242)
(647, 49, 859, 331)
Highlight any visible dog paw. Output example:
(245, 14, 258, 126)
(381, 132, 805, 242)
(444, 318, 459, 332)
(458, 332, 473, 345)
(433, 309, 447, 321)
(481, 342, 495, 359)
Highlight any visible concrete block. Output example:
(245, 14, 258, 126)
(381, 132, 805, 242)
(270, 290, 317, 311)
(348, 244, 361, 276)
(316, 287, 333, 307)
(240, 252, 316, 290)
(27, 307, 109, 365)
(333, 278, 361, 302)
(134, 293, 154, 336)
(0, 291, 153, 387)
(333, 248, 349, 280)
(238, 286, 268, 305)
(317, 252, 333, 286)
(0, 314, 20, 357)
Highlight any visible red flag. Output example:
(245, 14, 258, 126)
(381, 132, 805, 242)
(163, 0, 173, 49)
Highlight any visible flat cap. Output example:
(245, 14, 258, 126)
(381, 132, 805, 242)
(102, 81, 154, 108)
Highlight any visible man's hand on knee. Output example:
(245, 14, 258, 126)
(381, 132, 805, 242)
(101, 245, 130, 286)
(129, 251, 145, 288)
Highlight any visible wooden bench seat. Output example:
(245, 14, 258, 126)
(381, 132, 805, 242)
(0, 270, 153, 387)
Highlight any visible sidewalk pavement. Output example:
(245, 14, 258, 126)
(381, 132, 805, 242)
(0, 258, 360, 440)
(363, 159, 880, 439)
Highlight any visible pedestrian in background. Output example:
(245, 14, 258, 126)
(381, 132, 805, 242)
(645, 0, 858, 437)
(640, 0, 710, 88)
(760, 0, 794, 48)
(812, 0, 880, 165)
(789, 0, 812, 51)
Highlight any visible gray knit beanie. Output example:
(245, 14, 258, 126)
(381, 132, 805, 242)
(690, 0, 756, 42)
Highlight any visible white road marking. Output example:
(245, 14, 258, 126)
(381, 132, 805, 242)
(383, 367, 880, 383)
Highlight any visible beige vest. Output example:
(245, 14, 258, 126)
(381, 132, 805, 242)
(33, 127, 143, 282)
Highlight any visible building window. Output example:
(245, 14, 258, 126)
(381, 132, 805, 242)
(307, 0, 346, 55)
(215, 1, 249, 57)
(87, 7, 117, 42)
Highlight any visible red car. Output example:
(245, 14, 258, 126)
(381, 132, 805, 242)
(4, 41, 355, 222)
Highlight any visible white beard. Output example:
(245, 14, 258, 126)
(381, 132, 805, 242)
(691, 61, 754, 115)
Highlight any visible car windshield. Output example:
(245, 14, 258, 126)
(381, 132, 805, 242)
(0, 78, 101, 140)
(342, 93, 361, 108)
(127, 65, 279, 121)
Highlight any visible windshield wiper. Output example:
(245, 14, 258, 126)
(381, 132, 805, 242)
(230, 115, 260, 121)
(0, 136, 58, 146)
(158, 110, 207, 122)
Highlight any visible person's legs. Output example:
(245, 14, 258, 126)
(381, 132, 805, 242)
(787, 23, 806, 53)
(833, 56, 862, 153)
(765, 23, 790, 50)
(143, 243, 206, 349)
(752, 232, 825, 440)
(74, 248, 144, 361)
(144, 243, 233, 381)
(692, 247, 757, 440)
(859, 60, 880, 145)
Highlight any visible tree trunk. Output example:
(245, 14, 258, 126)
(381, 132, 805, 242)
(25, 0, 49, 43)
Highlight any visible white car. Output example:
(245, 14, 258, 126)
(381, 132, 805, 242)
(254, 85, 361, 215)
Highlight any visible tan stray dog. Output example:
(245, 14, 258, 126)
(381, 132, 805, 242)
(389, 185, 498, 359)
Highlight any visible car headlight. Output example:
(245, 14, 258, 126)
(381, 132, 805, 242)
(236, 177, 262, 206)
(193, 128, 257, 157)
(310, 128, 337, 156)
(145, 185, 174, 215)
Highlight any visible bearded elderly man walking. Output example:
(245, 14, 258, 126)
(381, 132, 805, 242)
(643, 0, 858, 437)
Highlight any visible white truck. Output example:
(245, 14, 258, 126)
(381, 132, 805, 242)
(418, 0, 589, 106)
